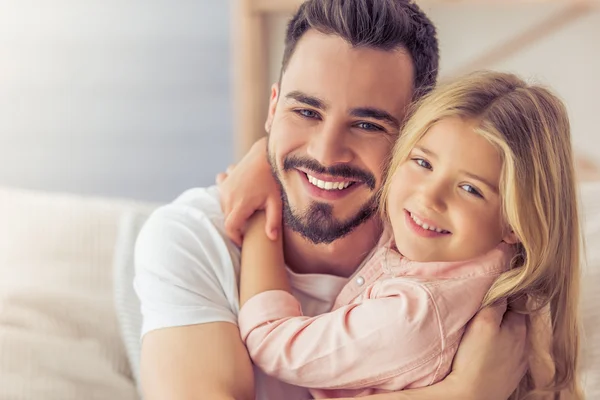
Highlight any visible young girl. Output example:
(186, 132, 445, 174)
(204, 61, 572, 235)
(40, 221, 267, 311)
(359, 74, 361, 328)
(228, 71, 581, 399)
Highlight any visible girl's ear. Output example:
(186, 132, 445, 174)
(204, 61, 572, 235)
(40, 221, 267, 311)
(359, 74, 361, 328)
(502, 230, 519, 245)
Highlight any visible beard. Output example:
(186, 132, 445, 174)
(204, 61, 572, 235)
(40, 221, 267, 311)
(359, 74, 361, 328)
(268, 151, 378, 245)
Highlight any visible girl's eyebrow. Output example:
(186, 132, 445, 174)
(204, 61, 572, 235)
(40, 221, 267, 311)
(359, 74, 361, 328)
(413, 146, 436, 159)
(461, 171, 499, 194)
(414, 145, 499, 193)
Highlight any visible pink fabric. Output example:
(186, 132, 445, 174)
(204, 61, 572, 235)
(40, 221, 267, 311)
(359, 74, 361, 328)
(238, 241, 513, 399)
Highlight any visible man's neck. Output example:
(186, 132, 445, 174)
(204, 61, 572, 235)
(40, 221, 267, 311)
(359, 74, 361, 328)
(283, 217, 383, 277)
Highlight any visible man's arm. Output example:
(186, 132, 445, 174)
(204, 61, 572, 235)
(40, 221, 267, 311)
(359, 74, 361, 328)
(140, 323, 254, 400)
(134, 191, 256, 400)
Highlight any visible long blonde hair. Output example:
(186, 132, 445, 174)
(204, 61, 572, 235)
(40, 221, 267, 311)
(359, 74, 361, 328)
(380, 71, 581, 399)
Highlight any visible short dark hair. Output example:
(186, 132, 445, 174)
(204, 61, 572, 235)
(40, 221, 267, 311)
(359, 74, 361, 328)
(281, 0, 440, 99)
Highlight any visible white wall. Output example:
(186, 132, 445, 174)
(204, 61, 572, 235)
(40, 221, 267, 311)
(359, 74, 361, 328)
(267, 3, 599, 161)
(424, 3, 600, 161)
(0, 0, 233, 202)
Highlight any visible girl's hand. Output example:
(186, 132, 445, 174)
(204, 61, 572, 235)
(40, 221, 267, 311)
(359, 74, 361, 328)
(216, 137, 283, 246)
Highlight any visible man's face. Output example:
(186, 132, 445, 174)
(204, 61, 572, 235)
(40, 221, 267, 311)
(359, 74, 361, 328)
(266, 30, 414, 244)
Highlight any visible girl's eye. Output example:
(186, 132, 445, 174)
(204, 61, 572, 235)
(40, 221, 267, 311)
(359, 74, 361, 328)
(413, 158, 432, 170)
(297, 109, 319, 119)
(356, 122, 384, 132)
(461, 184, 483, 198)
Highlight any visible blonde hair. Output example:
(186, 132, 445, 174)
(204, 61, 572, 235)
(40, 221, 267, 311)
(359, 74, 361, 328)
(380, 71, 581, 399)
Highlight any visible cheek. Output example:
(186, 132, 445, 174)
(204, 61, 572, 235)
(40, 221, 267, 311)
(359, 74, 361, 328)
(270, 118, 309, 160)
(359, 138, 395, 184)
(386, 168, 410, 206)
(457, 205, 503, 241)
(390, 164, 416, 191)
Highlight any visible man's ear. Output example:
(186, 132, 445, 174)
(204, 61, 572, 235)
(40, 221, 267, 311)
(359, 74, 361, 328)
(502, 230, 519, 245)
(264, 83, 279, 133)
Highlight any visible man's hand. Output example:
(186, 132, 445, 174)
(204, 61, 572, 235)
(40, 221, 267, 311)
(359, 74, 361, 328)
(443, 300, 528, 400)
(216, 137, 283, 246)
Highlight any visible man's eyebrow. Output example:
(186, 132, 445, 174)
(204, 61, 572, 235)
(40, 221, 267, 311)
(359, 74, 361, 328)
(351, 107, 400, 130)
(285, 91, 328, 110)
(284, 92, 400, 130)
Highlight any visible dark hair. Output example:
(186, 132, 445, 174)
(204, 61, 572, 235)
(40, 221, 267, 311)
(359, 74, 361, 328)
(281, 0, 440, 99)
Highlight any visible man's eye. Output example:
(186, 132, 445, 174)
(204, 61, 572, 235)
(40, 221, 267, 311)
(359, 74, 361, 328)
(461, 184, 483, 198)
(356, 122, 384, 132)
(413, 158, 432, 170)
(297, 109, 319, 119)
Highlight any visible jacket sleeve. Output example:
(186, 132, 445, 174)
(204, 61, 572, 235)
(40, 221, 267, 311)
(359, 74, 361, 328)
(237, 281, 445, 390)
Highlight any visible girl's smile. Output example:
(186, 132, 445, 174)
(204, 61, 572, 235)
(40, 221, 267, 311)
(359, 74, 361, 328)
(404, 210, 451, 237)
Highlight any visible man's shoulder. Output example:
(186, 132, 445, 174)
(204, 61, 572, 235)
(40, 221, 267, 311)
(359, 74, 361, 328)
(165, 185, 224, 221)
(134, 186, 241, 334)
(136, 185, 238, 264)
(148, 186, 226, 234)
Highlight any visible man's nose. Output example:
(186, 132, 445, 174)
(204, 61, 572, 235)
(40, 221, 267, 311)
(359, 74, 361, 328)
(306, 120, 353, 167)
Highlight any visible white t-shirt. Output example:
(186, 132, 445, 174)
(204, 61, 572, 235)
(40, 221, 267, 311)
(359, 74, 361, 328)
(134, 186, 354, 400)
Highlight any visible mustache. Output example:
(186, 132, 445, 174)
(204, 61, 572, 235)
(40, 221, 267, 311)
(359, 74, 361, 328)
(283, 156, 376, 190)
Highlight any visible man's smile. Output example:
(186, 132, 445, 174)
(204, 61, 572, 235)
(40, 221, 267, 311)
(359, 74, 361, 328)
(296, 169, 362, 201)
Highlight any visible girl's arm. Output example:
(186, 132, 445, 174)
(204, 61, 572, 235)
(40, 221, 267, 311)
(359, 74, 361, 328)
(238, 274, 444, 391)
(217, 137, 283, 246)
(239, 212, 290, 306)
(239, 295, 527, 400)
(327, 302, 528, 400)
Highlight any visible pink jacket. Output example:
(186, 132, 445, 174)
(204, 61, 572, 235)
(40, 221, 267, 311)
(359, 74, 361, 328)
(238, 240, 513, 399)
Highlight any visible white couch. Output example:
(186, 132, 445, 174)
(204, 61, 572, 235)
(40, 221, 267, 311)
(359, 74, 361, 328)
(0, 187, 154, 399)
(0, 185, 598, 399)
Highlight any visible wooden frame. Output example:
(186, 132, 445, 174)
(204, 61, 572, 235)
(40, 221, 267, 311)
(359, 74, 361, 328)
(231, 0, 324, 159)
(231, 0, 596, 159)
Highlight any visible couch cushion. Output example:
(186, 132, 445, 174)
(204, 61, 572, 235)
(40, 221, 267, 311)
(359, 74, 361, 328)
(113, 210, 154, 391)
(578, 182, 600, 397)
(0, 186, 155, 400)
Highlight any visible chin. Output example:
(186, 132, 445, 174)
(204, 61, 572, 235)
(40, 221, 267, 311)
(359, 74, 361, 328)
(395, 243, 430, 262)
(330, 205, 367, 220)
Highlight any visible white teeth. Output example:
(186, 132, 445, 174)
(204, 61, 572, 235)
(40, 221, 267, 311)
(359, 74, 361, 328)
(410, 212, 446, 233)
(307, 174, 352, 191)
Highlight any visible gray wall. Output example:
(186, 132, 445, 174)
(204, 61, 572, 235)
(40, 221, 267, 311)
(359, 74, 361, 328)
(0, 0, 233, 202)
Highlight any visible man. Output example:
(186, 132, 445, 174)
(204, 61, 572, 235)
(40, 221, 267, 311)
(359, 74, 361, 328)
(134, 1, 527, 399)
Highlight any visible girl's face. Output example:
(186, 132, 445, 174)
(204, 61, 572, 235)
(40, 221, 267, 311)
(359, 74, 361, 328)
(387, 117, 517, 262)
